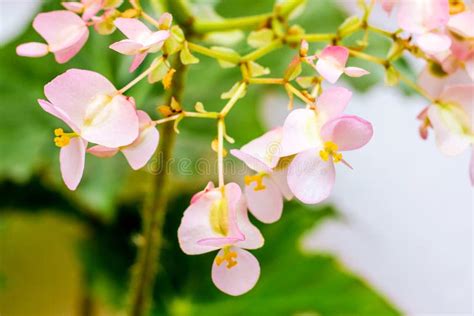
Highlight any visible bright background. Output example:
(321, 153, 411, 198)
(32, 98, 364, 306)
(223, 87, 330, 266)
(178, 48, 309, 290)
(0, 0, 472, 315)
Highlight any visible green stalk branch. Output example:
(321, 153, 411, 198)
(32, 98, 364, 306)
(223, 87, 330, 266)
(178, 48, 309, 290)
(127, 57, 187, 316)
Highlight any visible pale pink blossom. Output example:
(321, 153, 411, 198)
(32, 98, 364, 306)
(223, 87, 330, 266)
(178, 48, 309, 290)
(62, 0, 123, 21)
(16, 11, 89, 63)
(381, 0, 451, 55)
(312, 46, 369, 84)
(279, 87, 373, 203)
(38, 69, 139, 190)
(178, 182, 264, 296)
(110, 15, 171, 72)
(87, 110, 159, 170)
(231, 128, 293, 224)
(417, 70, 474, 184)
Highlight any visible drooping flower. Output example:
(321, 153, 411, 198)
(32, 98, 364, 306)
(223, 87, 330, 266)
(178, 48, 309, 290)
(311, 46, 370, 84)
(38, 69, 139, 190)
(178, 182, 264, 296)
(62, 0, 123, 21)
(16, 11, 89, 63)
(279, 87, 373, 203)
(231, 128, 293, 224)
(87, 110, 159, 170)
(110, 15, 172, 72)
(381, 0, 451, 55)
(417, 70, 474, 184)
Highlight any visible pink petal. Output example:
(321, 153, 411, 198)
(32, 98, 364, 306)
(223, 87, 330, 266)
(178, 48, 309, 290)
(381, 0, 397, 13)
(416, 32, 451, 55)
(109, 40, 143, 55)
(230, 127, 283, 172)
(280, 109, 321, 157)
(62, 2, 84, 13)
(245, 176, 283, 224)
(316, 58, 344, 84)
(439, 85, 474, 120)
(344, 66, 370, 77)
(191, 181, 215, 204)
(33, 11, 87, 51)
(53, 29, 89, 63)
(320, 46, 349, 67)
(60, 137, 88, 190)
(230, 149, 272, 174)
(82, 1, 102, 21)
(157, 12, 173, 29)
(287, 149, 335, 204)
(38, 99, 78, 131)
(417, 66, 445, 99)
(270, 167, 293, 200)
(447, 11, 474, 38)
(44, 69, 117, 131)
(211, 247, 260, 296)
(317, 86, 352, 121)
(121, 110, 160, 170)
(316, 46, 349, 84)
(80, 95, 139, 148)
(143, 30, 170, 50)
(234, 198, 264, 249)
(466, 60, 474, 82)
(129, 53, 147, 72)
(427, 105, 471, 156)
(321, 115, 374, 151)
(87, 145, 119, 158)
(114, 18, 151, 41)
(16, 42, 49, 57)
(397, 0, 449, 34)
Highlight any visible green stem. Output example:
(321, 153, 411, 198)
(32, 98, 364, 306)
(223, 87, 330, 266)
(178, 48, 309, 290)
(278, 0, 306, 17)
(187, 42, 241, 64)
(127, 57, 187, 316)
(242, 39, 283, 62)
(286, 33, 335, 43)
(193, 13, 271, 33)
(348, 49, 387, 65)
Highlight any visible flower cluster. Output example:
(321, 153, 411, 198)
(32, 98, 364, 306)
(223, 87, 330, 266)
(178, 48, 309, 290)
(16, 0, 473, 301)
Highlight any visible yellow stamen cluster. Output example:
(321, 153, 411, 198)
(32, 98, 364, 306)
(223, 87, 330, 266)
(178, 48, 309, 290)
(215, 247, 238, 269)
(319, 141, 343, 163)
(244, 174, 266, 191)
(449, 0, 465, 14)
(53, 128, 76, 148)
(210, 198, 229, 236)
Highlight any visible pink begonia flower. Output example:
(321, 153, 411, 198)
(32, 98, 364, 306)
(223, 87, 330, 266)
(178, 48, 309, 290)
(312, 46, 369, 84)
(16, 11, 89, 63)
(63, 0, 123, 20)
(417, 69, 474, 184)
(87, 110, 159, 170)
(178, 182, 264, 296)
(230, 128, 293, 224)
(381, 0, 451, 55)
(38, 69, 139, 190)
(110, 15, 172, 72)
(279, 87, 373, 203)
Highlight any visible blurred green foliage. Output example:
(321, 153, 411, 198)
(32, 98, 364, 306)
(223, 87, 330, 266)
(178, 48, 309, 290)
(0, 0, 405, 315)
